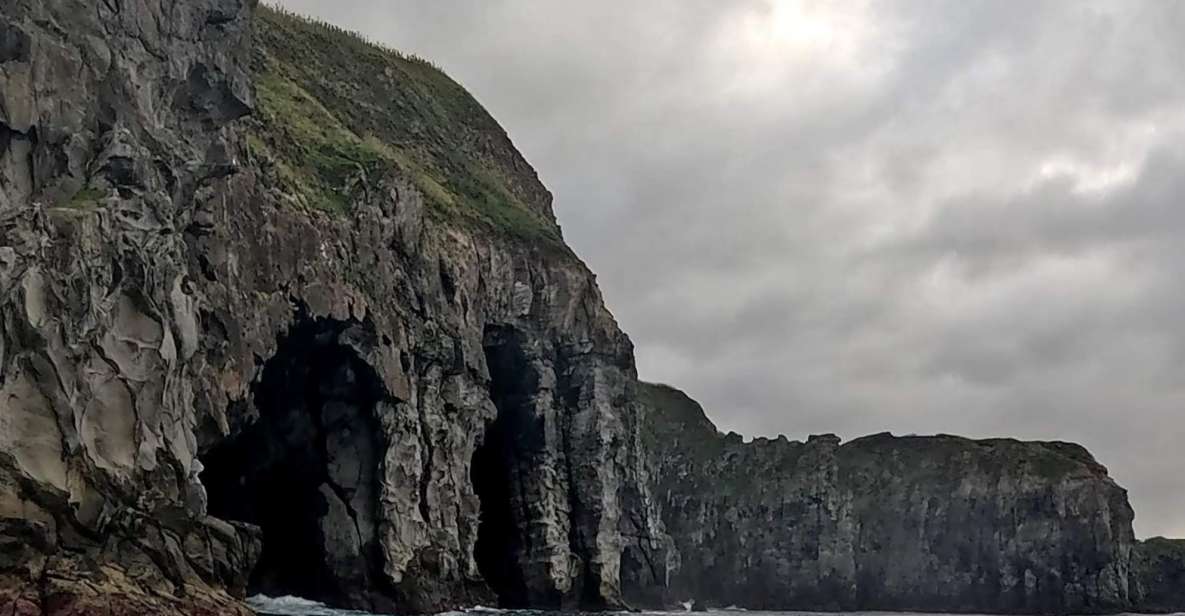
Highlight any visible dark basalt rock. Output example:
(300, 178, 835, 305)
(0, 22, 30, 64)
(1133, 538, 1185, 612)
(638, 382, 1179, 614)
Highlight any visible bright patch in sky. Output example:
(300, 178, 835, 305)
(716, 0, 896, 98)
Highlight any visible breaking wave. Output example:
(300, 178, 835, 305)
(247, 595, 382, 616)
(247, 596, 513, 616)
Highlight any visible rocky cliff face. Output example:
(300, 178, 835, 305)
(0, 1, 668, 614)
(1132, 538, 1185, 612)
(1, 0, 262, 613)
(640, 382, 1165, 615)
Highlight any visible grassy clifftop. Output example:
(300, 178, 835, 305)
(246, 5, 565, 249)
(638, 382, 725, 462)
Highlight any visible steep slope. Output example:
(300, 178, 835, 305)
(1132, 537, 1185, 612)
(640, 382, 1171, 614)
(246, 7, 563, 244)
(0, 1, 669, 613)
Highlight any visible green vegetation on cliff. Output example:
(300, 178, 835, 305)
(638, 382, 725, 462)
(1134, 536, 1185, 610)
(63, 186, 104, 210)
(247, 6, 565, 249)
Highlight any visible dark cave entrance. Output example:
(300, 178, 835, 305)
(472, 324, 541, 608)
(199, 318, 385, 607)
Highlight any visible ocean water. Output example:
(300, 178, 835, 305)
(248, 596, 560, 616)
(244, 598, 876, 616)
(246, 597, 1180, 616)
(243, 599, 839, 616)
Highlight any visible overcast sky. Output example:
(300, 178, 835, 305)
(273, 0, 1185, 539)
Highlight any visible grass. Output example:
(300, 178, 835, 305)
(248, 5, 568, 250)
(1025, 450, 1081, 478)
(61, 186, 105, 210)
(638, 382, 724, 462)
(248, 69, 391, 214)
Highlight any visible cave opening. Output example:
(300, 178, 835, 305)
(472, 324, 539, 608)
(199, 317, 385, 607)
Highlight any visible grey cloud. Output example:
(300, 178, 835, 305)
(275, 0, 1185, 538)
(899, 145, 1185, 268)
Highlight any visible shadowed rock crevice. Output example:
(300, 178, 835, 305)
(200, 317, 386, 608)
(0, 21, 31, 64)
(473, 324, 535, 608)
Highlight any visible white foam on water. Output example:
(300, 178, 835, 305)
(247, 594, 377, 616)
(248, 595, 523, 616)
(250, 598, 1094, 616)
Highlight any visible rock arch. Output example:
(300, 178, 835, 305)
(199, 316, 386, 608)
(472, 324, 535, 607)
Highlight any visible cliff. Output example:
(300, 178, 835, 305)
(0, 1, 1179, 615)
(640, 382, 1179, 614)
(0, 1, 668, 613)
(1133, 537, 1185, 612)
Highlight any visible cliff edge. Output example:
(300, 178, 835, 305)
(640, 382, 1182, 614)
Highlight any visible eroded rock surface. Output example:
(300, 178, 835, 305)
(1132, 538, 1185, 612)
(1, 0, 261, 612)
(0, 0, 667, 613)
(640, 382, 1178, 614)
